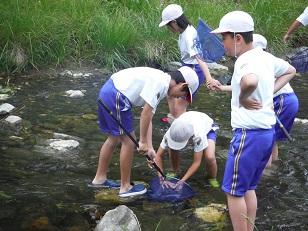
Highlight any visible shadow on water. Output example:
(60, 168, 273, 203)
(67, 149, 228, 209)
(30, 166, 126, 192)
(0, 70, 307, 230)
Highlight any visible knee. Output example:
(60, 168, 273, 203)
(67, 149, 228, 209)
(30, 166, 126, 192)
(206, 156, 216, 165)
(105, 137, 119, 148)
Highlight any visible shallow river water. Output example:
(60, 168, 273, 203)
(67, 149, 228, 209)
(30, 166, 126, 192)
(0, 69, 307, 231)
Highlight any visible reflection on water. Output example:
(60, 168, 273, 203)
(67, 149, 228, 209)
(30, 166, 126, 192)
(0, 71, 307, 230)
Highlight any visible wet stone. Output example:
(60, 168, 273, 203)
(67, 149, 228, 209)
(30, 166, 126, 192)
(194, 203, 227, 223)
(94, 205, 141, 231)
(0, 103, 15, 115)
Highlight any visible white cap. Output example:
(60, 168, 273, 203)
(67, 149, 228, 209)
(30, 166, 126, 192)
(165, 120, 194, 150)
(178, 66, 199, 104)
(159, 4, 183, 27)
(253, 34, 267, 50)
(211, 11, 254, 33)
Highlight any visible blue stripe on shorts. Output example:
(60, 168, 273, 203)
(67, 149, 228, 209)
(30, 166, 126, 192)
(98, 79, 134, 136)
(222, 127, 275, 197)
(274, 93, 299, 141)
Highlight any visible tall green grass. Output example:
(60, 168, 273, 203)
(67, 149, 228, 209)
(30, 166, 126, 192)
(0, 0, 306, 73)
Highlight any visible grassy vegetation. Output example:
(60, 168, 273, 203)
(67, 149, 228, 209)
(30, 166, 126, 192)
(0, 0, 306, 74)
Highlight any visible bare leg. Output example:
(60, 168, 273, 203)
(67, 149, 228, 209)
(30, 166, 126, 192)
(169, 150, 180, 173)
(119, 134, 135, 193)
(203, 139, 217, 178)
(266, 142, 278, 167)
(271, 142, 279, 161)
(92, 136, 120, 184)
(245, 190, 257, 231)
(227, 194, 248, 231)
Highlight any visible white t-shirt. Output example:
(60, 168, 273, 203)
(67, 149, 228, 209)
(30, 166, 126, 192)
(160, 111, 214, 153)
(111, 67, 170, 113)
(178, 25, 199, 65)
(297, 7, 308, 26)
(231, 47, 290, 129)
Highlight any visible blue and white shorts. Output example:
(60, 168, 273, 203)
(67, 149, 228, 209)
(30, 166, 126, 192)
(222, 127, 275, 197)
(274, 93, 299, 141)
(207, 123, 219, 141)
(98, 79, 134, 136)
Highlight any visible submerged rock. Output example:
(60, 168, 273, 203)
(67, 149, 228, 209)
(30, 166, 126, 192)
(94, 205, 141, 231)
(0, 94, 10, 100)
(95, 189, 121, 204)
(81, 113, 97, 120)
(53, 132, 84, 142)
(5, 115, 22, 124)
(49, 139, 79, 151)
(22, 216, 56, 231)
(65, 90, 85, 98)
(294, 118, 308, 124)
(194, 203, 227, 223)
(0, 103, 15, 115)
(59, 70, 93, 78)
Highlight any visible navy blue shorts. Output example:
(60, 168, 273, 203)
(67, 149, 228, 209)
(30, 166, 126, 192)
(274, 93, 299, 141)
(98, 79, 134, 136)
(222, 127, 275, 197)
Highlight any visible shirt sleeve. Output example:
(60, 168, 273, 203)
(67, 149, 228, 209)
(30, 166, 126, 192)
(271, 56, 291, 77)
(160, 134, 168, 150)
(185, 30, 199, 58)
(297, 7, 308, 26)
(139, 79, 163, 113)
(193, 135, 208, 153)
(233, 61, 256, 85)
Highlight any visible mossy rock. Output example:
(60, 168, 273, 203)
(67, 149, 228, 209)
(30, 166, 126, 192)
(194, 203, 227, 223)
(95, 181, 148, 203)
(81, 114, 97, 120)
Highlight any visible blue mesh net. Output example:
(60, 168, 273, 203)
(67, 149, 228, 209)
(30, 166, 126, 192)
(147, 176, 196, 203)
(195, 18, 225, 63)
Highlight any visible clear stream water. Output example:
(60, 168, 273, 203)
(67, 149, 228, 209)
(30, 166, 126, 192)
(0, 69, 307, 231)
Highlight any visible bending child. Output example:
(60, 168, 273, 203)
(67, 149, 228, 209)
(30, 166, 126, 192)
(155, 111, 220, 188)
(89, 66, 198, 198)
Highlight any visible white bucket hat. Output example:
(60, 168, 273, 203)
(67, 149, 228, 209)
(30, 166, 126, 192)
(159, 4, 183, 27)
(253, 34, 267, 50)
(178, 66, 199, 104)
(211, 11, 254, 34)
(165, 120, 194, 150)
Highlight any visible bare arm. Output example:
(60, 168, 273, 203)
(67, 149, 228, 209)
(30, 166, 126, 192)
(195, 56, 221, 90)
(283, 20, 304, 43)
(154, 146, 165, 175)
(239, 74, 262, 110)
(181, 152, 202, 182)
(274, 66, 296, 93)
(138, 103, 153, 152)
(216, 85, 232, 92)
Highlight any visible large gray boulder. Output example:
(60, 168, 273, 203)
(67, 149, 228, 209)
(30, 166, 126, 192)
(95, 205, 141, 231)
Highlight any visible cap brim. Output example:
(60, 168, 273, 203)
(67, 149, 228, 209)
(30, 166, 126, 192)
(210, 27, 229, 34)
(159, 20, 170, 27)
(165, 130, 189, 150)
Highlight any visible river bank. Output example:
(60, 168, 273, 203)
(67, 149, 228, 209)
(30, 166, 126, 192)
(1, 0, 307, 74)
